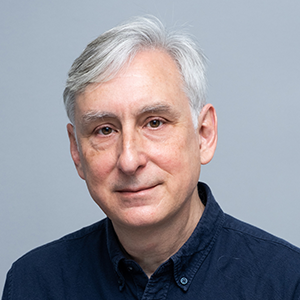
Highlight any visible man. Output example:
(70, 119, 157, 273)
(2, 16, 300, 299)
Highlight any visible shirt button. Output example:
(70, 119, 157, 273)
(180, 277, 188, 285)
(127, 266, 133, 272)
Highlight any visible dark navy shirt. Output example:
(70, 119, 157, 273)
(2, 183, 300, 299)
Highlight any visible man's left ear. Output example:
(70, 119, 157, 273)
(198, 104, 218, 165)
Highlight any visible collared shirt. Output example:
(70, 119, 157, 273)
(2, 182, 300, 299)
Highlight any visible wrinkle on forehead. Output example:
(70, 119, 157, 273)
(82, 49, 184, 95)
(74, 49, 190, 129)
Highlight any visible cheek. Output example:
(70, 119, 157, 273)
(158, 148, 183, 171)
(149, 135, 198, 174)
(81, 148, 116, 184)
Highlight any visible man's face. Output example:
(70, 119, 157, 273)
(68, 50, 205, 229)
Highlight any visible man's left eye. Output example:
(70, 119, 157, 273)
(148, 119, 162, 128)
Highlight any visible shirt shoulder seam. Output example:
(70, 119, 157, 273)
(13, 219, 106, 264)
(223, 215, 300, 255)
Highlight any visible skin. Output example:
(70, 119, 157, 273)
(67, 49, 218, 277)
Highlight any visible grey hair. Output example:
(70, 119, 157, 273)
(63, 16, 207, 128)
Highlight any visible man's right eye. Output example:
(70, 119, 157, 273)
(98, 126, 113, 135)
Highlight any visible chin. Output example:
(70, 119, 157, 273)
(114, 206, 164, 229)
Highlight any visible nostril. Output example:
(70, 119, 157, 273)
(117, 147, 139, 175)
(116, 132, 148, 175)
(117, 146, 147, 175)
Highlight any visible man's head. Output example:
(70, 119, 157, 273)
(63, 16, 207, 128)
(64, 16, 217, 230)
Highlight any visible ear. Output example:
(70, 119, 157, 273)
(198, 104, 218, 165)
(67, 123, 85, 180)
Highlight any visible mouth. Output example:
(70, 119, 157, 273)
(116, 184, 159, 195)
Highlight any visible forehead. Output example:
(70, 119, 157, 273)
(74, 50, 190, 122)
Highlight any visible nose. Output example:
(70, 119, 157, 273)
(116, 130, 147, 175)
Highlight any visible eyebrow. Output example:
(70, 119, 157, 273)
(80, 111, 117, 127)
(79, 103, 179, 126)
(139, 103, 176, 115)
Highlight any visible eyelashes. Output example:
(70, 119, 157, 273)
(97, 126, 115, 136)
(95, 118, 166, 137)
(146, 119, 164, 128)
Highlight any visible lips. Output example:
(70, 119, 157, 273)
(116, 183, 160, 194)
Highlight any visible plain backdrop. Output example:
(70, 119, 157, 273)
(1, 0, 300, 290)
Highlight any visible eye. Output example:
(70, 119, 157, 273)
(147, 119, 163, 128)
(97, 126, 114, 135)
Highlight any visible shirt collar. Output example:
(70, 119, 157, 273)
(105, 182, 225, 292)
(170, 182, 225, 291)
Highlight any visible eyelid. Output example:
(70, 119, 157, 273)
(145, 117, 166, 128)
(95, 124, 117, 136)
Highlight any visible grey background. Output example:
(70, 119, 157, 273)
(1, 0, 300, 290)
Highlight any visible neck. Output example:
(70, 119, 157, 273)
(112, 189, 205, 278)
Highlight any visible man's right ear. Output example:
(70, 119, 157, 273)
(67, 123, 85, 180)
